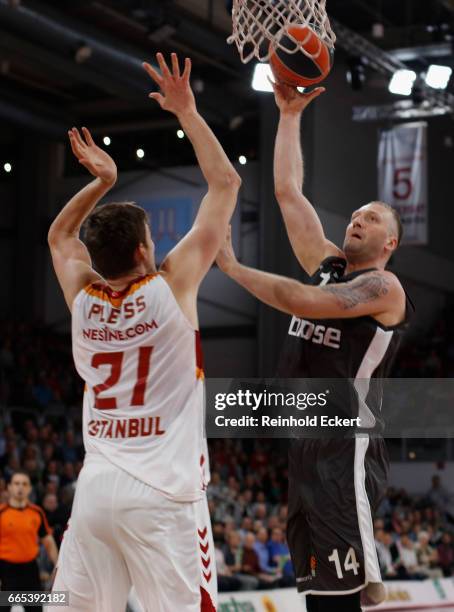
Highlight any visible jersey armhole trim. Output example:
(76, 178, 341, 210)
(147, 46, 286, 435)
(367, 292, 414, 331)
(157, 273, 199, 333)
(309, 256, 347, 282)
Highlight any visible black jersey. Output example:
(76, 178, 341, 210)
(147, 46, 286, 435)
(281, 256, 414, 596)
(277, 256, 413, 431)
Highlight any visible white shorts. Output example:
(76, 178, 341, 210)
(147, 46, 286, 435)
(47, 454, 217, 612)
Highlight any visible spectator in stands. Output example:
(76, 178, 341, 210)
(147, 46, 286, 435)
(242, 490, 254, 518)
(268, 527, 295, 587)
(376, 531, 400, 579)
(437, 532, 454, 577)
(212, 522, 241, 593)
(254, 502, 267, 522)
(277, 505, 288, 525)
(41, 493, 67, 547)
(208, 472, 227, 503)
(241, 532, 279, 588)
(267, 515, 280, 531)
(4, 455, 21, 482)
(32, 373, 54, 408)
(239, 516, 254, 540)
(427, 475, 450, 515)
(416, 531, 443, 578)
(224, 530, 258, 591)
(59, 431, 81, 464)
(58, 486, 74, 528)
(376, 490, 393, 518)
(44, 460, 60, 488)
(60, 462, 76, 489)
(397, 534, 426, 580)
(254, 528, 277, 575)
(268, 527, 290, 570)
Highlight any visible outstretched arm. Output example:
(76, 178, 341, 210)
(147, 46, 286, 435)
(273, 82, 343, 276)
(143, 54, 241, 306)
(48, 128, 117, 310)
(217, 229, 404, 322)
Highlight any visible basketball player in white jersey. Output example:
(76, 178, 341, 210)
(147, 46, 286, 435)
(47, 53, 241, 612)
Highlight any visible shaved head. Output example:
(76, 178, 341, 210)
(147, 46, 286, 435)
(344, 202, 402, 266)
(370, 201, 403, 247)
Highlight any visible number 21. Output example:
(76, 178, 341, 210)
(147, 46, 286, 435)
(91, 346, 154, 409)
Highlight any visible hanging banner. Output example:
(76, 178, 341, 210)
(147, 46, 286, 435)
(378, 122, 428, 245)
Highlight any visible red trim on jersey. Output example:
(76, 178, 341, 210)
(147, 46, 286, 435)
(200, 586, 216, 611)
(195, 330, 204, 379)
(84, 274, 157, 307)
(201, 556, 211, 570)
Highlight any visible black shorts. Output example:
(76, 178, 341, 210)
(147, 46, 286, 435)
(287, 436, 388, 595)
(0, 558, 42, 611)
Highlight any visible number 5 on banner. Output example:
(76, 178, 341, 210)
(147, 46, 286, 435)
(393, 167, 413, 200)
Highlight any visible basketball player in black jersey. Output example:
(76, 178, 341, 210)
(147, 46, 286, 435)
(217, 82, 413, 611)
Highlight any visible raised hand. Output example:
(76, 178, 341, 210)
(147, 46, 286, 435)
(216, 226, 238, 275)
(143, 52, 196, 116)
(68, 127, 117, 185)
(270, 78, 325, 115)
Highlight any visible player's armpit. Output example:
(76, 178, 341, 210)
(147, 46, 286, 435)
(276, 190, 343, 275)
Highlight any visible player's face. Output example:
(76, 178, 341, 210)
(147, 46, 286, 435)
(343, 203, 396, 263)
(8, 474, 31, 503)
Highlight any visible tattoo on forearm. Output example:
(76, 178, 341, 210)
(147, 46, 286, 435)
(321, 273, 390, 310)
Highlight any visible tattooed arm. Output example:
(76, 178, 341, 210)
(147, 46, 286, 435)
(217, 231, 405, 323)
(320, 273, 392, 311)
(273, 270, 405, 322)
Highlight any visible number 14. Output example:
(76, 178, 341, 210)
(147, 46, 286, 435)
(328, 548, 360, 580)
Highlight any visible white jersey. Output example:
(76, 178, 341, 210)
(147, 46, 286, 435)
(72, 273, 209, 502)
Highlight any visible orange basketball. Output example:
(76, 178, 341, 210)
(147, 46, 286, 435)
(269, 24, 333, 88)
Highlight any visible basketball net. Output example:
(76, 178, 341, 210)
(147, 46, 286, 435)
(228, 0, 336, 64)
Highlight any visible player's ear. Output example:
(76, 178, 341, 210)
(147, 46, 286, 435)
(134, 243, 148, 264)
(385, 236, 398, 253)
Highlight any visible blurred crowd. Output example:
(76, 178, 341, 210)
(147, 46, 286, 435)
(374, 479, 454, 581)
(1, 313, 454, 592)
(393, 308, 454, 378)
(209, 440, 294, 591)
(0, 320, 82, 409)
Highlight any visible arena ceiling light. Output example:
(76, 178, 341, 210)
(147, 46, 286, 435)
(136, 148, 145, 159)
(177, 130, 185, 139)
(388, 69, 417, 96)
(238, 155, 247, 165)
(3, 162, 12, 173)
(251, 63, 274, 92)
(103, 136, 111, 146)
(425, 65, 452, 89)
